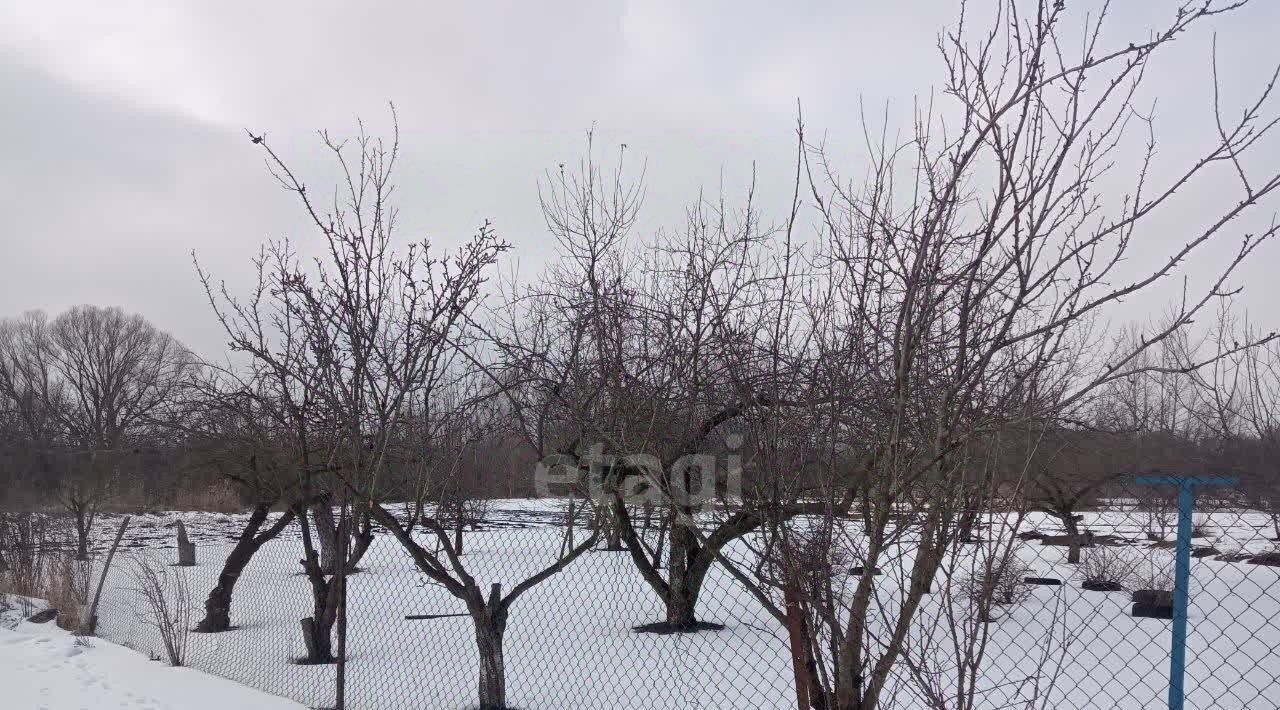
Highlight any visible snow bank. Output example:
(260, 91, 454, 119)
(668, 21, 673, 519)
(0, 621, 306, 710)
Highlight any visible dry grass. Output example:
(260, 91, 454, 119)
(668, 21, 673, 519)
(0, 513, 94, 629)
(0, 513, 52, 617)
(45, 553, 92, 631)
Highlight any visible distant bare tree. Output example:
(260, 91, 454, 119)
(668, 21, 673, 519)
(1184, 306, 1280, 539)
(0, 312, 64, 446)
(2, 306, 193, 559)
(0, 312, 66, 507)
(1241, 339, 1280, 540)
(1023, 427, 1131, 563)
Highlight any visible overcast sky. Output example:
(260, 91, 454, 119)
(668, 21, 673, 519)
(3, 1, 1279, 356)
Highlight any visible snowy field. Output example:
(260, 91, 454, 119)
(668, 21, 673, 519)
(62, 501, 1280, 710)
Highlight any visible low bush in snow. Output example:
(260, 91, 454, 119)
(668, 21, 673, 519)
(1079, 547, 1141, 588)
(960, 555, 1032, 621)
(1131, 553, 1175, 592)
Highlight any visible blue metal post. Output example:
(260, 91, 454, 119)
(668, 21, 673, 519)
(1168, 480, 1194, 710)
(1134, 474, 1236, 710)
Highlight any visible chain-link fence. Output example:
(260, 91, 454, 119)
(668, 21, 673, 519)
(79, 486, 1280, 710)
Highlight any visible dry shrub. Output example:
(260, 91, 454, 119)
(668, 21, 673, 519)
(960, 554, 1032, 622)
(1079, 547, 1142, 587)
(1191, 514, 1215, 539)
(1132, 553, 1175, 591)
(1140, 495, 1176, 541)
(128, 554, 191, 666)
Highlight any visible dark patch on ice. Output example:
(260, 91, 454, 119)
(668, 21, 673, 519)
(632, 620, 727, 634)
(190, 624, 246, 633)
(27, 608, 57, 624)
(293, 655, 340, 665)
(1248, 551, 1280, 567)
(1132, 604, 1173, 620)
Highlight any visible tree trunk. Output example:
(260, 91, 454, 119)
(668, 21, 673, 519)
(196, 504, 295, 632)
(312, 500, 339, 574)
(297, 505, 338, 664)
(301, 613, 335, 663)
(783, 582, 812, 710)
(1063, 513, 1084, 564)
(345, 514, 373, 571)
(663, 586, 699, 629)
(454, 518, 465, 557)
(956, 508, 979, 543)
(664, 524, 699, 629)
(72, 504, 90, 560)
(475, 615, 508, 709)
(301, 580, 339, 663)
(833, 639, 862, 710)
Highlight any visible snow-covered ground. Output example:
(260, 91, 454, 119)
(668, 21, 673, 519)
(0, 621, 306, 710)
(49, 502, 1280, 709)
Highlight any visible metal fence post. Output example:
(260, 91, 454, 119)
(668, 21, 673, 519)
(1136, 474, 1236, 710)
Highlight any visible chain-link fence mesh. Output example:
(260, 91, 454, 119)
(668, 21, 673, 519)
(71, 486, 1280, 709)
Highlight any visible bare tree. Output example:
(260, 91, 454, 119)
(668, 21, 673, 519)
(487, 133, 828, 632)
(774, 2, 1280, 707)
(0, 312, 68, 511)
(1184, 307, 1280, 539)
(368, 384, 602, 710)
(1022, 426, 1133, 563)
(46, 305, 192, 558)
(178, 373, 303, 633)
(1241, 338, 1280, 540)
(198, 235, 359, 663)
(204, 111, 598, 710)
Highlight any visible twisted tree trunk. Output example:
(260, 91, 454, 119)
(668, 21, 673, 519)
(1062, 513, 1086, 564)
(298, 505, 340, 663)
(474, 592, 509, 710)
(196, 504, 295, 632)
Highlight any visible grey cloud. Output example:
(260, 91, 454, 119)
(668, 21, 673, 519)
(2, 0, 1279, 358)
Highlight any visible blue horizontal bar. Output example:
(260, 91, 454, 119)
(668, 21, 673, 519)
(1134, 475, 1237, 486)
